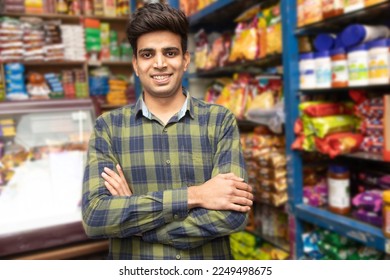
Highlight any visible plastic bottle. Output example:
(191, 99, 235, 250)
(299, 52, 316, 89)
(330, 48, 348, 87)
(314, 51, 332, 88)
(313, 33, 336, 51)
(327, 165, 351, 215)
(347, 43, 369, 86)
(368, 39, 389, 85)
(383, 190, 390, 238)
(341, 24, 390, 48)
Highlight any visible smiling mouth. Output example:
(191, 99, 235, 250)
(152, 74, 171, 80)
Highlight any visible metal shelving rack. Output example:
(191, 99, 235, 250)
(281, 0, 390, 258)
(187, 0, 288, 255)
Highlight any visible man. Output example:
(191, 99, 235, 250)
(82, 2, 253, 260)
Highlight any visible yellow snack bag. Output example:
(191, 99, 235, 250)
(311, 115, 358, 138)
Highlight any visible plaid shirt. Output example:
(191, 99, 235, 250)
(82, 91, 248, 260)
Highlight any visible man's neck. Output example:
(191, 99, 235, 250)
(143, 92, 186, 124)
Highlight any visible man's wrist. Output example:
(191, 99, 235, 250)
(187, 186, 201, 209)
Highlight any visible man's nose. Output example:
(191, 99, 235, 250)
(154, 54, 167, 68)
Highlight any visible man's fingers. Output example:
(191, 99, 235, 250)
(223, 173, 245, 182)
(102, 171, 125, 196)
(231, 195, 253, 207)
(104, 167, 121, 181)
(102, 166, 132, 196)
(115, 164, 133, 196)
(232, 181, 253, 193)
(104, 181, 118, 196)
(101, 171, 117, 187)
(116, 164, 126, 181)
(235, 188, 254, 201)
(229, 203, 251, 212)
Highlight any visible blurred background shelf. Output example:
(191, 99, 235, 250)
(295, 0, 390, 35)
(295, 204, 388, 253)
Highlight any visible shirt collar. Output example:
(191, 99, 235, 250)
(135, 87, 194, 121)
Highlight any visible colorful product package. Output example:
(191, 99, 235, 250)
(353, 169, 390, 191)
(314, 132, 363, 158)
(299, 101, 354, 117)
(317, 240, 357, 260)
(352, 190, 383, 212)
(353, 208, 383, 227)
(356, 97, 384, 119)
(317, 229, 356, 248)
(360, 135, 383, 153)
(360, 118, 383, 137)
(304, 115, 358, 138)
(302, 231, 323, 259)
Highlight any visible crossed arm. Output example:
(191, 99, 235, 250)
(102, 164, 254, 249)
(83, 111, 253, 249)
(102, 164, 253, 212)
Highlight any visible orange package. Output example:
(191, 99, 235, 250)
(314, 132, 364, 158)
(84, 18, 100, 28)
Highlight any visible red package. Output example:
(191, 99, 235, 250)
(291, 134, 305, 150)
(302, 102, 354, 117)
(315, 132, 363, 158)
(349, 90, 367, 105)
(294, 118, 303, 134)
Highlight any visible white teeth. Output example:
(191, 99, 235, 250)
(153, 75, 169, 80)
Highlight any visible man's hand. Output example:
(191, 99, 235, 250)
(101, 164, 132, 196)
(188, 173, 254, 212)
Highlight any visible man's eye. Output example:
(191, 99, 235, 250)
(142, 53, 152, 58)
(166, 51, 176, 57)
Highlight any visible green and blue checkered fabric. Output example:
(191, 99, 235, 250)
(82, 91, 248, 259)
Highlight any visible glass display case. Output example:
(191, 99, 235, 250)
(0, 99, 96, 257)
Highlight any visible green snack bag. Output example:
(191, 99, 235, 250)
(311, 115, 358, 138)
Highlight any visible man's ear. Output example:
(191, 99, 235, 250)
(184, 51, 191, 71)
(132, 55, 138, 76)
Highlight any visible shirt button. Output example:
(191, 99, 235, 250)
(174, 214, 179, 219)
(176, 254, 181, 260)
(163, 128, 168, 133)
(166, 159, 171, 165)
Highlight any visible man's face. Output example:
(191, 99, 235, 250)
(132, 30, 190, 99)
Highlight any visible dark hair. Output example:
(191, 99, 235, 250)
(126, 3, 189, 57)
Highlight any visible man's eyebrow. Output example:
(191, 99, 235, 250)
(138, 48, 154, 54)
(163, 47, 180, 52)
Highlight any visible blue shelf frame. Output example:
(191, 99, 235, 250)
(281, 0, 390, 258)
(295, 204, 388, 253)
(188, 0, 236, 26)
(188, 0, 263, 32)
(280, 0, 303, 259)
(294, 0, 390, 36)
